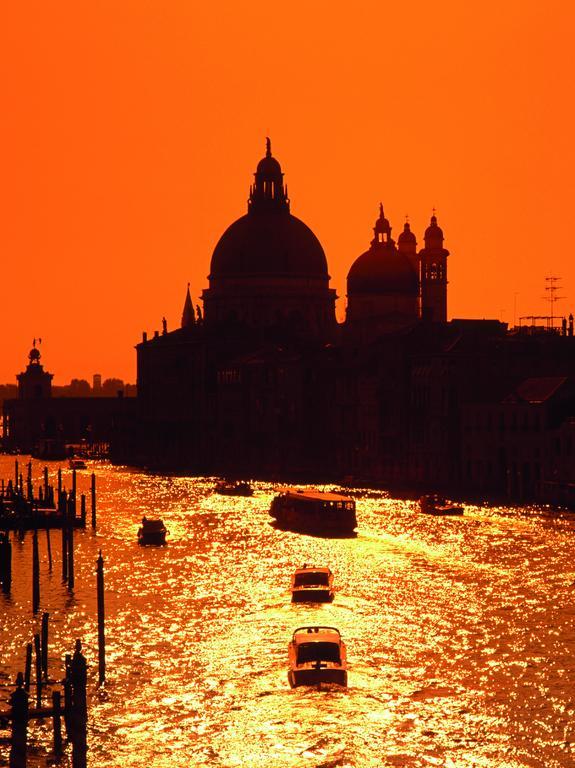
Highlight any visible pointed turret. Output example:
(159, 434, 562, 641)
(181, 284, 195, 328)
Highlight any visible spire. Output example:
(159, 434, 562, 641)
(266, 136, 271, 157)
(181, 283, 195, 328)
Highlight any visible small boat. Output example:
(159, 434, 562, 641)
(137, 517, 168, 545)
(270, 489, 356, 536)
(68, 458, 87, 470)
(214, 480, 253, 497)
(419, 494, 464, 516)
(291, 565, 334, 603)
(288, 626, 347, 688)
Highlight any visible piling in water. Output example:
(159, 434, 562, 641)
(61, 522, 68, 582)
(32, 531, 40, 613)
(97, 551, 105, 685)
(67, 508, 74, 590)
(9, 672, 29, 768)
(33, 634, 41, 709)
(70, 640, 88, 768)
(0, 532, 12, 592)
(41, 612, 49, 680)
(52, 690, 62, 756)
(63, 655, 72, 741)
(91, 473, 96, 530)
(24, 644, 32, 693)
(45, 529, 52, 571)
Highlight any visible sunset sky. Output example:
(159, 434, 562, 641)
(1, 1, 573, 383)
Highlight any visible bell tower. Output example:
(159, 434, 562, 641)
(17, 341, 53, 399)
(419, 212, 449, 322)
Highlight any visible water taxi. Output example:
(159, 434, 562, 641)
(270, 489, 356, 535)
(288, 626, 347, 688)
(419, 494, 464, 516)
(214, 480, 253, 497)
(137, 517, 168, 545)
(291, 565, 334, 603)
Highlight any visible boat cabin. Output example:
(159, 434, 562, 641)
(270, 489, 357, 535)
(291, 565, 334, 602)
(288, 626, 347, 688)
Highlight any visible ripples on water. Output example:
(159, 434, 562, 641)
(2, 457, 575, 767)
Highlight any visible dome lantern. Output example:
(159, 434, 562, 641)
(248, 138, 290, 213)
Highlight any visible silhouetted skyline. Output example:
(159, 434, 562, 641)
(0, 1, 572, 381)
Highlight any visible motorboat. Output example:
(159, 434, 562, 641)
(68, 458, 87, 470)
(214, 480, 253, 497)
(288, 626, 347, 688)
(137, 517, 168, 545)
(419, 494, 464, 516)
(270, 489, 356, 536)
(291, 565, 334, 603)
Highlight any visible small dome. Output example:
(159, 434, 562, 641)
(348, 241, 418, 296)
(29, 347, 41, 363)
(256, 155, 282, 177)
(210, 212, 328, 279)
(424, 214, 444, 242)
(398, 222, 416, 244)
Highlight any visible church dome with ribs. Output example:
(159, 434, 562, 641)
(347, 205, 418, 296)
(209, 139, 328, 280)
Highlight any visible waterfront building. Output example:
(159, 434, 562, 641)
(2, 345, 135, 455)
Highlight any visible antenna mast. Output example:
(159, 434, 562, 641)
(543, 276, 564, 329)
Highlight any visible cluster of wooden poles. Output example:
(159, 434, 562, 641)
(0, 464, 97, 600)
(0, 460, 97, 533)
(0, 461, 107, 767)
(1, 554, 106, 768)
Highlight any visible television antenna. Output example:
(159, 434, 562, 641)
(542, 276, 564, 328)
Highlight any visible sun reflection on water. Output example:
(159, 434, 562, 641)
(2, 459, 575, 766)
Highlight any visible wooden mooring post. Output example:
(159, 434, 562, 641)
(52, 690, 62, 756)
(9, 672, 28, 768)
(33, 634, 41, 709)
(70, 640, 88, 768)
(24, 644, 32, 693)
(90, 473, 96, 530)
(97, 551, 106, 685)
(32, 531, 40, 613)
(67, 505, 75, 590)
(0, 531, 12, 592)
(61, 509, 68, 583)
(41, 612, 49, 680)
(45, 528, 52, 571)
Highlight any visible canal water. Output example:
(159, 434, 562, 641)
(2, 456, 575, 767)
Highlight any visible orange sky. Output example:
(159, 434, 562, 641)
(1, 1, 574, 384)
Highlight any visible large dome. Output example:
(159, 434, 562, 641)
(210, 212, 329, 279)
(348, 243, 418, 295)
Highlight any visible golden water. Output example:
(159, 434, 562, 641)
(2, 456, 575, 767)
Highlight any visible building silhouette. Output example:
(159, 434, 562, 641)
(4, 141, 574, 505)
(2, 344, 135, 457)
(111, 141, 575, 505)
